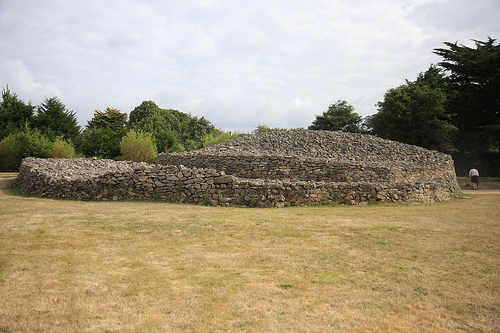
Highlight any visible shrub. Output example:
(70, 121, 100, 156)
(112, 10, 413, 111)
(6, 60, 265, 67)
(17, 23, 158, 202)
(0, 134, 18, 171)
(15, 127, 53, 159)
(0, 127, 53, 171)
(50, 137, 75, 158)
(120, 130, 157, 163)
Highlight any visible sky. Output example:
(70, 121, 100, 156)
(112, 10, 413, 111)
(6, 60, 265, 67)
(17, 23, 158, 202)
(1, 0, 499, 133)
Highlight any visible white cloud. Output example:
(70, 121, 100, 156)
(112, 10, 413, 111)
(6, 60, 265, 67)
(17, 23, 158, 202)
(0, 0, 499, 131)
(0, 59, 62, 103)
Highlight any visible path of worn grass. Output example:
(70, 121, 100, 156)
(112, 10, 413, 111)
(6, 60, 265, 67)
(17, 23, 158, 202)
(0, 174, 499, 332)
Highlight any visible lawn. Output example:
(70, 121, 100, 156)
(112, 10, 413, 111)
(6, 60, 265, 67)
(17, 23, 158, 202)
(0, 174, 499, 332)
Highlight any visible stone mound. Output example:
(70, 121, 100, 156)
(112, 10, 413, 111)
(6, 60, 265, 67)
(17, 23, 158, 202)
(158, 130, 457, 184)
(15, 130, 461, 207)
(193, 130, 449, 167)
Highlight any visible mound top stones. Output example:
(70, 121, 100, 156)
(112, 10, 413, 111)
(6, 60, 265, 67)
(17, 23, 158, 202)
(158, 130, 458, 184)
(190, 130, 447, 165)
(16, 131, 460, 207)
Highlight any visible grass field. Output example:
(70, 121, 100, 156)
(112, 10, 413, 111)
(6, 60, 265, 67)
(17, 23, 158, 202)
(0, 173, 499, 332)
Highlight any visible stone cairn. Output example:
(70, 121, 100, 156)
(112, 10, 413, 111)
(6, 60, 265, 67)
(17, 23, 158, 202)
(15, 130, 461, 207)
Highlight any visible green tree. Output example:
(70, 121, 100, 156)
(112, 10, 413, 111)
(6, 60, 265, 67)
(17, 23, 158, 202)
(87, 107, 128, 131)
(129, 100, 161, 124)
(309, 100, 364, 133)
(367, 66, 457, 153)
(79, 127, 126, 159)
(129, 105, 181, 152)
(32, 97, 80, 142)
(128, 101, 216, 152)
(434, 37, 500, 175)
(0, 87, 35, 139)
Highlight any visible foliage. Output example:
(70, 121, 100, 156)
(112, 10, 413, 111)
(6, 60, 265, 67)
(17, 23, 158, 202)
(120, 130, 158, 163)
(32, 97, 80, 143)
(79, 127, 126, 159)
(0, 126, 53, 171)
(367, 66, 457, 153)
(129, 102, 182, 152)
(434, 37, 500, 174)
(0, 86, 35, 140)
(309, 100, 364, 133)
(201, 129, 247, 147)
(129, 100, 216, 152)
(128, 100, 160, 124)
(87, 107, 128, 131)
(50, 137, 75, 158)
(0, 134, 18, 171)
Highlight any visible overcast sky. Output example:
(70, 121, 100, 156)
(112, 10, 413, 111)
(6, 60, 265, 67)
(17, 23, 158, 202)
(1, 0, 499, 132)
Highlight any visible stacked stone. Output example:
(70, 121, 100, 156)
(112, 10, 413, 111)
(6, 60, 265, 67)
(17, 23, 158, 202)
(14, 131, 461, 207)
(158, 130, 458, 184)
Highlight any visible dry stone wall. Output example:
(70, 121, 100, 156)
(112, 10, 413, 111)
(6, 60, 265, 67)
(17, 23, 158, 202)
(14, 157, 459, 207)
(15, 131, 461, 207)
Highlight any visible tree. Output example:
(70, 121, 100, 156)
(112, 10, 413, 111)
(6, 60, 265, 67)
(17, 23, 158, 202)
(87, 107, 128, 131)
(79, 107, 128, 158)
(309, 100, 364, 133)
(129, 100, 161, 124)
(0, 87, 35, 139)
(32, 97, 80, 143)
(367, 66, 456, 153)
(129, 103, 182, 152)
(79, 127, 126, 159)
(128, 101, 216, 152)
(367, 66, 457, 153)
(434, 37, 500, 175)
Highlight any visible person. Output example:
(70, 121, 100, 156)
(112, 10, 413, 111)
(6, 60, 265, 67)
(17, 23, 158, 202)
(469, 168, 479, 190)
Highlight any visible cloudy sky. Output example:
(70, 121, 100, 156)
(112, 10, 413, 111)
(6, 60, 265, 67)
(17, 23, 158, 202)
(1, 0, 499, 132)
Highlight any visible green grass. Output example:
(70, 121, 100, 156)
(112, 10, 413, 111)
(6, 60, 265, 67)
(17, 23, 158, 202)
(0, 173, 499, 332)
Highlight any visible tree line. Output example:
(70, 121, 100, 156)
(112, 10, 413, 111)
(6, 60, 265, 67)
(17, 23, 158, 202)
(1, 37, 498, 175)
(0, 94, 218, 171)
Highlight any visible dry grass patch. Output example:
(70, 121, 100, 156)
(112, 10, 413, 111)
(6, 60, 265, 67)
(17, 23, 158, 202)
(0, 174, 499, 332)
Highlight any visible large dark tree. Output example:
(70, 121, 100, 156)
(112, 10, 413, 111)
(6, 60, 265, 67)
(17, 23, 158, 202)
(309, 100, 364, 133)
(33, 97, 80, 143)
(434, 37, 500, 175)
(0, 87, 35, 140)
(367, 66, 457, 153)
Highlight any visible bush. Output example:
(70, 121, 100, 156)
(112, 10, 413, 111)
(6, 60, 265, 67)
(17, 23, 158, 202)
(50, 137, 75, 158)
(120, 130, 157, 163)
(0, 134, 18, 171)
(0, 127, 53, 171)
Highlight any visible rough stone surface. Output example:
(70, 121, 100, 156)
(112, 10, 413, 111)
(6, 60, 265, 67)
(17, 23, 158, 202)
(15, 131, 461, 207)
(157, 130, 457, 183)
